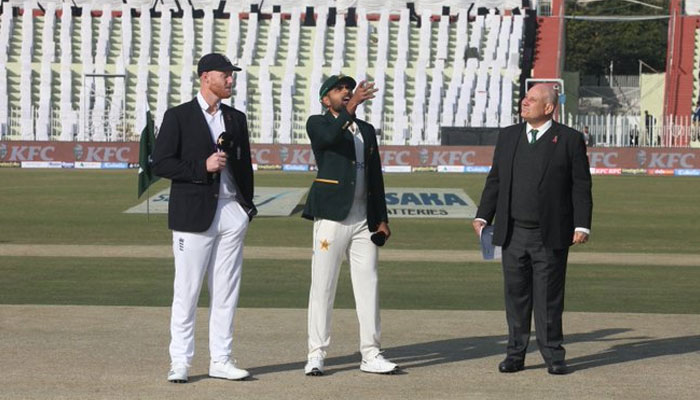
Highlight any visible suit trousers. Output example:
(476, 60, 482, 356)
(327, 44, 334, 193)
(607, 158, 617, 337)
(501, 225, 569, 364)
(169, 198, 249, 366)
(307, 207, 381, 361)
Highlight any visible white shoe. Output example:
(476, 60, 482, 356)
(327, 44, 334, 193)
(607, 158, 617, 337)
(167, 363, 189, 383)
(209, 359, 250, 381)
(304, 357, 325, 376)
(360, 354, 399, 374)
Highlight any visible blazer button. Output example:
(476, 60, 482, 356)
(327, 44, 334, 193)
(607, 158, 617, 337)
(214, 194, 218, 198)
(352, 161, 356, 165)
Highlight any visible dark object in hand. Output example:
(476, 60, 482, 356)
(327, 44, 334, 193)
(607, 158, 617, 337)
(371, 231, 386, 247)
(216, 132, 235, 153)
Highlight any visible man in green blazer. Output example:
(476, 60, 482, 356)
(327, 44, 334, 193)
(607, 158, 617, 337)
(301, 74, 398, 376)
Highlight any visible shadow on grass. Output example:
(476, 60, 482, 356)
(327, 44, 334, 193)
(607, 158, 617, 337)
(248, 329, 700, 376)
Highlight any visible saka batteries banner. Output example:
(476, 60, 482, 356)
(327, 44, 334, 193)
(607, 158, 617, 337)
(125, 187, 477, 218)
(124, 187, 308, 217)
(385, 188, 477, 218)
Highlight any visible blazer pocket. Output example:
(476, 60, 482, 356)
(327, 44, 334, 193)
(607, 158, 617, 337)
(314, 178, 339, 184)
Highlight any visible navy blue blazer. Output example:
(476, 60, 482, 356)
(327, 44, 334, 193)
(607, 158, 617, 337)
(152, 98, 256, 232)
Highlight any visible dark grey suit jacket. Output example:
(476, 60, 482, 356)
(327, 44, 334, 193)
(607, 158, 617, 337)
(476, 121, 592, 249)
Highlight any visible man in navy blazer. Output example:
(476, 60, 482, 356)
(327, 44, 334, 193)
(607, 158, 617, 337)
(473, 84, 592, 375)
(153, 53, 255, 383)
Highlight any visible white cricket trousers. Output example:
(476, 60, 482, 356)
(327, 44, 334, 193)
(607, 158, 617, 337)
(169, 198, 249, 366)
(307, 209, 381, 361)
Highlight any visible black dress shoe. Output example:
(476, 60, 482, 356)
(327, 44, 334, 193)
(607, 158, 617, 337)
(547, 361, 568, 375)
(498, 359, 525, 373)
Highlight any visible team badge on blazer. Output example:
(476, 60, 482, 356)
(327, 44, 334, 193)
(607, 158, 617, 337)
(552, 136, 558, 143)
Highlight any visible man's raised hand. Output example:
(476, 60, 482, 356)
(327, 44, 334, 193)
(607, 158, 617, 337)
(346, 80, 379, 115)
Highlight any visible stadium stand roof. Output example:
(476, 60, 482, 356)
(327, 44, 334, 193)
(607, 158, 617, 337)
(3, 1, 527, 13)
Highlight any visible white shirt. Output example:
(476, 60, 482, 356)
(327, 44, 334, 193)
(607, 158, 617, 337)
(475, 118, 590, 236)
(526, 119, 552, 142)
(348, 122, 368, 218)
(196, 92, 237, 199)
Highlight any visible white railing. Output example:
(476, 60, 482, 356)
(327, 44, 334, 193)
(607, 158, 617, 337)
(6, 105, 700, 148)
(568, 114, 700, 148)
(16, 107, 699, 148)
(4, 107, 134, 142)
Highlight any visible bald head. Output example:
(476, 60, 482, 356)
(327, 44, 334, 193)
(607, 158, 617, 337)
(520, 84, 558, 126)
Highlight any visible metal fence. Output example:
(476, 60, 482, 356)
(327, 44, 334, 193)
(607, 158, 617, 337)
(4, 107, 700, 148)
(5, 107, 135, 142)
(581, 75, 640, 88)
(568, 114, 700, 148)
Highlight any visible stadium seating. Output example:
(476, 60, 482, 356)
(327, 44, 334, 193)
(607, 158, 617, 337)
(0, 1, 526, 144)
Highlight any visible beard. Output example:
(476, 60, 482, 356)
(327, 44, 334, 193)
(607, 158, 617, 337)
(330, 101, 344, 113)
(212, 84, 232, 100)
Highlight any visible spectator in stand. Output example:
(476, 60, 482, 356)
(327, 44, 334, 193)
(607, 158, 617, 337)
(582, 125, 590, 147)
(630, 125, 639, 147)
(644, 111, 656, 146)
(692, 101, 700, 127)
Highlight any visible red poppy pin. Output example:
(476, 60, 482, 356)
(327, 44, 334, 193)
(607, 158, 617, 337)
(552, 136, 558, 143)
(225, 114, 232, 121)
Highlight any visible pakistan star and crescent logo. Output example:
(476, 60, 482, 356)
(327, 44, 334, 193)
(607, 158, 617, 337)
(320, 239, 330, 251)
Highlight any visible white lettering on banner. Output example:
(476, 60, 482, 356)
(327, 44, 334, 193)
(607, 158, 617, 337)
(588, 152, 618, 167)
(647, 153, 695, 168)
(252, 148, 271, 164)
(380, 150, 411, 165)
(429, 151, 477, 166)
(83, 147, 131, 162)
(289, 148, 314, 164)
(9, 146, 56, 161)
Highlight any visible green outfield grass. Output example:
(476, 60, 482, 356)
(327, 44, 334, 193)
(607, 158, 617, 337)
(1, 256, 698, 313)
(1, 169, 699, 253)
(1, 169, 699, 313)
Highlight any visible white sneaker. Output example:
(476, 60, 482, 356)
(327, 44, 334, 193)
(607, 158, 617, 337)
(304, 357, 325, 376)
(360, 354, 399, 374)
(167, 363, 189, 383)
(209, 359, 250, 381)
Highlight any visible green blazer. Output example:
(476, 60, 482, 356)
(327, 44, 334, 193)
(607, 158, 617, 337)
(302, 109, 389, 231)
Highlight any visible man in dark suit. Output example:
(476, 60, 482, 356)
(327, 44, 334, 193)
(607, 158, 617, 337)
(153, 53, 256, 383)
(473, 84, 592, 375)
(302, 74, 399, 376)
